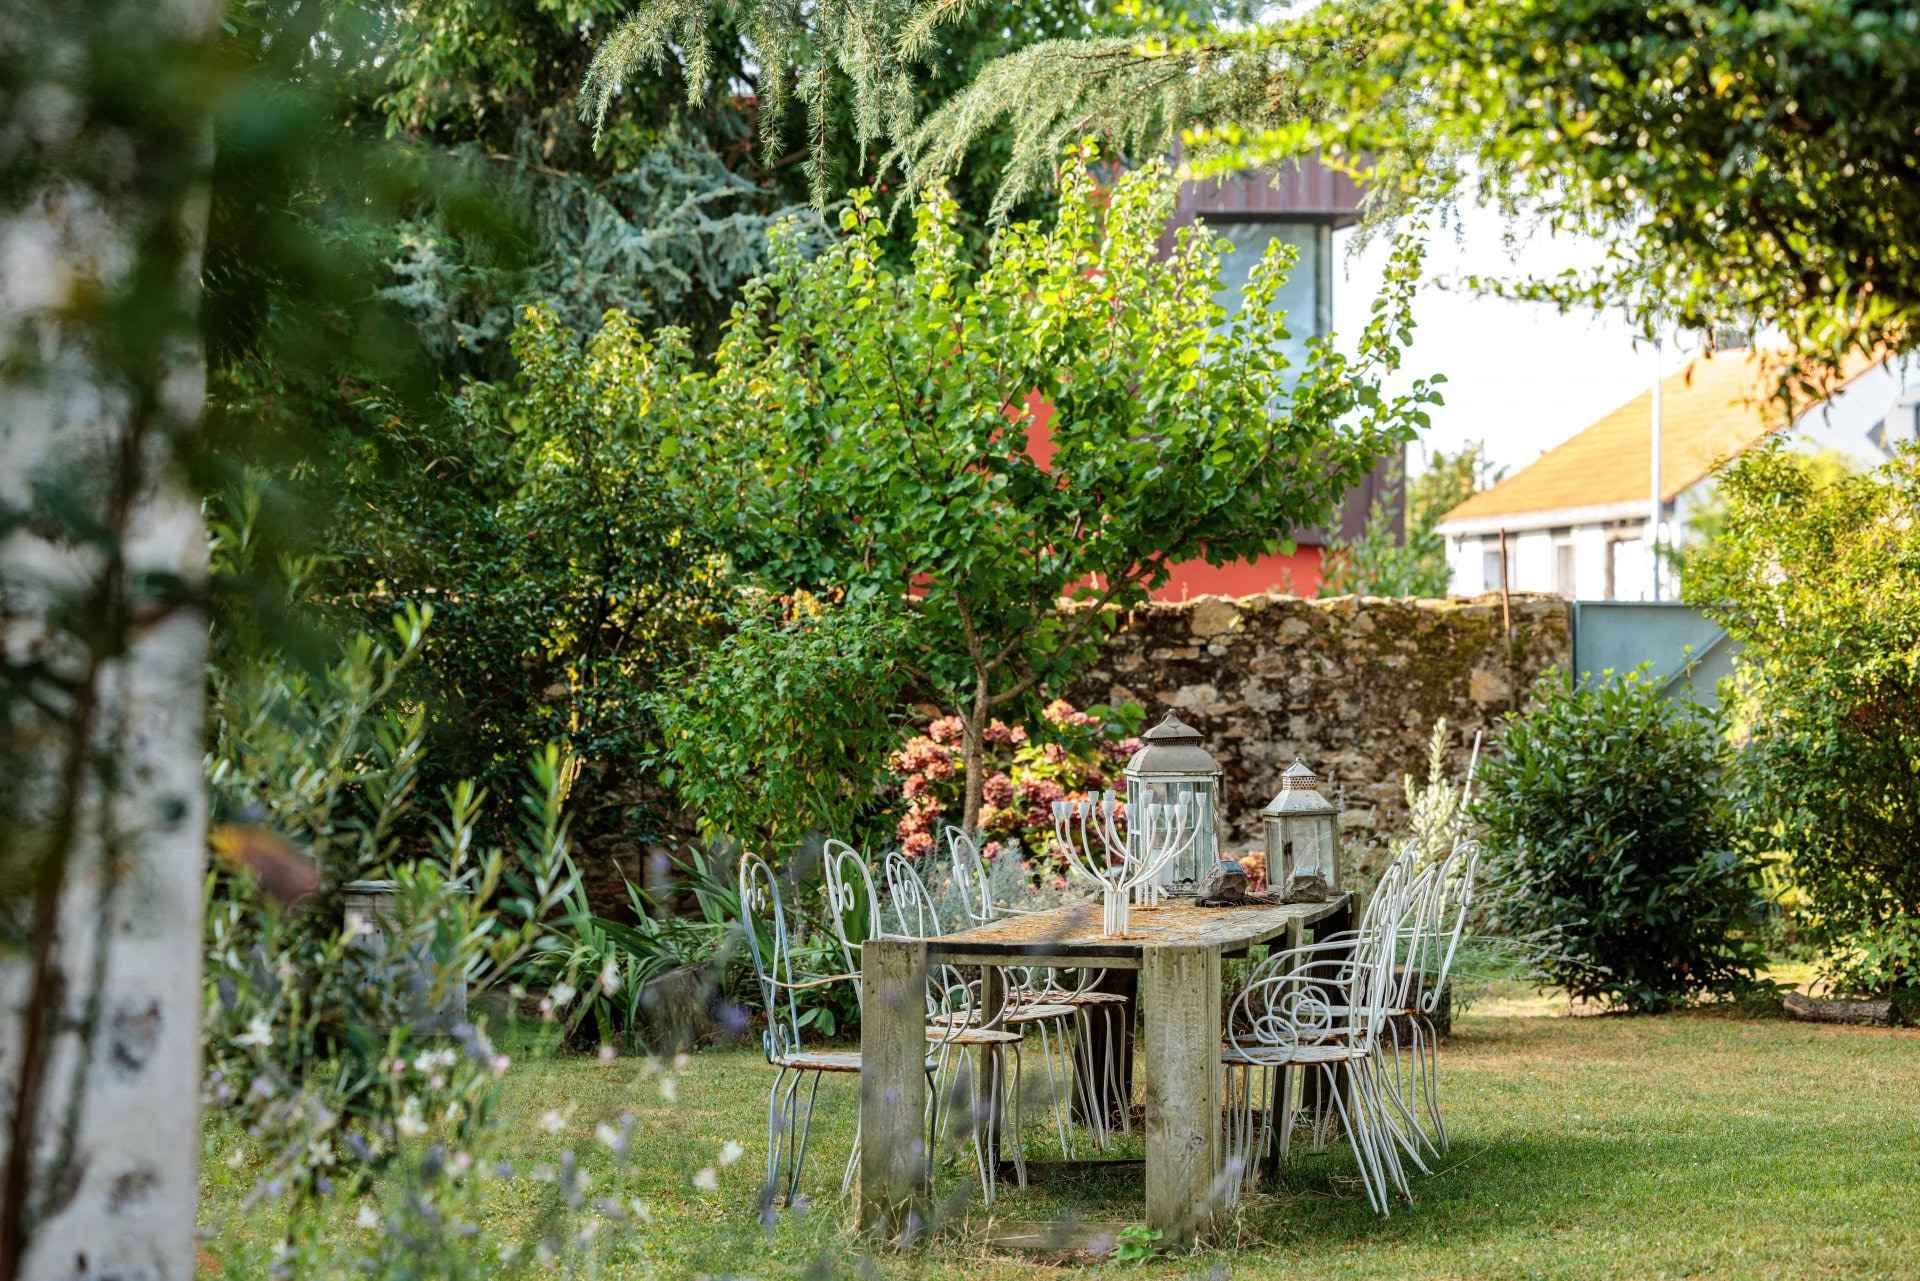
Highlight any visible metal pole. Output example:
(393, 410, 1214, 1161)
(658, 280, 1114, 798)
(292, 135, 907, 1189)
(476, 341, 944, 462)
(1497, 527, 1511, 637)
(1649, 336, 1663, 602)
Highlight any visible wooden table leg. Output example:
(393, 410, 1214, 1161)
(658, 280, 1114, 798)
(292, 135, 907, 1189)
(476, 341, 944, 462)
(859, 937, 928, 1241)
(1142, 942, 1220, 1246)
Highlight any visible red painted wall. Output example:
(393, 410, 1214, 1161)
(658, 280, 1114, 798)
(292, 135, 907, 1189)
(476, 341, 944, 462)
(1017, 392, 1325, 601)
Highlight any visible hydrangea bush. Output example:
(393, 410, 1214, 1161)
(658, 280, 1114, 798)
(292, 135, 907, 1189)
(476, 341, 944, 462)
(887, 699, 1143, 877)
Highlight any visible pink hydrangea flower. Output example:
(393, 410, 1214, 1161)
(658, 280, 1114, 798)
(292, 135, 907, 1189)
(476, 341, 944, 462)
(928, 716, 964, 746)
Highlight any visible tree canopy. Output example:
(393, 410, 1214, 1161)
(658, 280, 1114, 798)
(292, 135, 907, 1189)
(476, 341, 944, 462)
(597, 0, 1920, 388)
(632, 145, 1436, 830)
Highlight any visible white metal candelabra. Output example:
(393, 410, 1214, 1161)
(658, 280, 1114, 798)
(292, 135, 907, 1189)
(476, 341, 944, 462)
(1051, 791, 1202, 937)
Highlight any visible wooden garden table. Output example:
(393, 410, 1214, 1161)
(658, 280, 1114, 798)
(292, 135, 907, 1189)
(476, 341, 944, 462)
(857, 892, 1355, 1245)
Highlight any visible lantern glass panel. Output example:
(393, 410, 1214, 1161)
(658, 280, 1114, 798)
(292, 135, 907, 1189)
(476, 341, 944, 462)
(1127, 776, 1218, 885)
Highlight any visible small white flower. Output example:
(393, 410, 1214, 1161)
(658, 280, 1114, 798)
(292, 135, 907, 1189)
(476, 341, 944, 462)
(597, 1044, 616, 1065)
(718, 1140, 744, 1167)
(447, 1150, 473, 1177)
(595, 1123, 619, 1150)
(658, 1077, 677, 1103)
(628, 1197, 653, 1222)
(672, 1052, 692, 1072)
(692, 1166, 718, 1192)
(412, 1051, 436, 1074)
(598, 960, 620, 996)
(539, 1109, 565, 1135)
(235, 1017, 273, 1049)
(396, 1098, 428, 1139)
(549, 982, 577, 1008)
(224, 1148, 245, 1169)
(490, 1054, 511, 1078)
(355, 1204, 379, 1230)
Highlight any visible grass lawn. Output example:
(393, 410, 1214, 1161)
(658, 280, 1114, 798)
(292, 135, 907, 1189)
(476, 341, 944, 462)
(201, 999, 1920, 1280)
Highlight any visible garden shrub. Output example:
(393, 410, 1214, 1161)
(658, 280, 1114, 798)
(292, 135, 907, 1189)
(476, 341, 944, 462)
(1472, 668, 1768, 1012)
(650, 594, 912, 858)
(1686, 440, 1920, 999)
(886, 697, 1142, 872)
(201, 506, 704, 1265)
(322, 302, 731, 847)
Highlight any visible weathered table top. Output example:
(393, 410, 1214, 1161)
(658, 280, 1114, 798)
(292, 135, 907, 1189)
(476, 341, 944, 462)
(923, 894, 1354, 967)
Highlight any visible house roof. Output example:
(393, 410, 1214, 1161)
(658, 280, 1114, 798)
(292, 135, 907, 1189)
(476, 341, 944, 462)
(1437, 346, 1885, 529)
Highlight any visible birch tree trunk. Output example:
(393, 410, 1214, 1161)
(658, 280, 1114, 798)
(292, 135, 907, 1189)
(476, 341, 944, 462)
(0, 2, 219, 1277)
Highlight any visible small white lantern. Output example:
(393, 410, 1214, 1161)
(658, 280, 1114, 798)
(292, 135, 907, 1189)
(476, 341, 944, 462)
(1262, 760, 1341, 903)
(1125, 711, 1221, 887)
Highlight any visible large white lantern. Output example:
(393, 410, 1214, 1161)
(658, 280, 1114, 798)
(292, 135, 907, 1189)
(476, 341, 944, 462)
(1262, 760, 1341, 903)
(1125, 711, 1221, 888)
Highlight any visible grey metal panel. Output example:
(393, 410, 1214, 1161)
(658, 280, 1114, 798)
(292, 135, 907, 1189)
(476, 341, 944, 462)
(1569, 600, 1741, 709)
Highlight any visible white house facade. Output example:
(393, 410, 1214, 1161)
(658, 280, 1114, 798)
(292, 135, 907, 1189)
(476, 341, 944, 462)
(1435, 348, 1918, 601)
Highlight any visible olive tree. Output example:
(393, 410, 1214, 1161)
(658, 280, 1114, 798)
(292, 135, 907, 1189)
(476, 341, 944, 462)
(643, 145, 1437, 833)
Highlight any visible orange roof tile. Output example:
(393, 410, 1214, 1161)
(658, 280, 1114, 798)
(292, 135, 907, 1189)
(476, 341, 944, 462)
(1438, 347, 1884, 527)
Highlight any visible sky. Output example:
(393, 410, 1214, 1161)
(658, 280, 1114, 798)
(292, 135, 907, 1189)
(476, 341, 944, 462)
(1328, 207, 1663, 483)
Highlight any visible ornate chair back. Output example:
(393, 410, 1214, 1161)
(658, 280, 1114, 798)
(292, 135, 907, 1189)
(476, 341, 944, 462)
(1226, 860, 1420, 1058)
(820, 838, 882, 987)
(738, 853, 805, 1065)
(1420, 839, 1481, 1016)
(944, 826, 996, 926)
(884, 851, 1004, 1036)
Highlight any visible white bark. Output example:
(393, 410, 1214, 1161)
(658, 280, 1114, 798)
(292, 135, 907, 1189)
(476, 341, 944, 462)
(0, 2, 217, 1276)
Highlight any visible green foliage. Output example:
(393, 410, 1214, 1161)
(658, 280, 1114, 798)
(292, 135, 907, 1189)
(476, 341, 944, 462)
(328, 303, 730, 818)
(1223, 0, 1920, 388)
(1320, 442, 1498, 598)
(1472, 669, 1768, 1013)
(378, 142, 824, 380)
(204, 599, 579, 1203)
(1677, 446, 1856, 561)
(1113, 1223, 1167, 1263)
(1411, 442, 1503, 534)
(650, 596, 912, 856)
(1684, 441, 1920, 996)
(638, 144, 1435, 828)
(1318, 492, 1443, 598)
(516, 855, 744, 1049)
(581, 0, 1226, 211)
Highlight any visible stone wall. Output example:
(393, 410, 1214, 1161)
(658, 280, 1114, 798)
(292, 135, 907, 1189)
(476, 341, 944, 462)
(1072, 592, 1570, 852)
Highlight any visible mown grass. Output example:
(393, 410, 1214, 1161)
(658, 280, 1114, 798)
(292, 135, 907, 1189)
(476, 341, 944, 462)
(201, 1001, 1920, 1280)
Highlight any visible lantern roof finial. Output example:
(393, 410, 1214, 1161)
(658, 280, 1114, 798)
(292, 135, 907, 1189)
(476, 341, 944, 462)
(1262, 758, 1337, 816)
(1126, 710, 1221, 777)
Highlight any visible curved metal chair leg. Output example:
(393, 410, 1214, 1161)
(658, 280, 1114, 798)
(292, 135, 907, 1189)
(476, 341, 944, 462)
(764, 1065, 791, 1206)
(786, 1069, 826, 1204)
(1324, 1062, 1389, 1216)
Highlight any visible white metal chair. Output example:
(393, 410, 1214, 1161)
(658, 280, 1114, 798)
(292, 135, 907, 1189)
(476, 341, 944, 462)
(737, 853, 937, 1208)
(884, 849, 1085, 1163)
(944, 826, 1133, 1151)
(1219, 860, 1425, 1215)
(1306, 836, 1482, 1162)
(821, 841, 1032, 1205)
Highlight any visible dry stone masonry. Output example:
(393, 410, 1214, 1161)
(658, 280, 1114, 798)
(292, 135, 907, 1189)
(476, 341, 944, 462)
(1073, 592, 1570, 851)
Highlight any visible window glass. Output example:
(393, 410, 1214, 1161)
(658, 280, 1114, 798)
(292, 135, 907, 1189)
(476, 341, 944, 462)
(1208, 221, 1325, 376)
